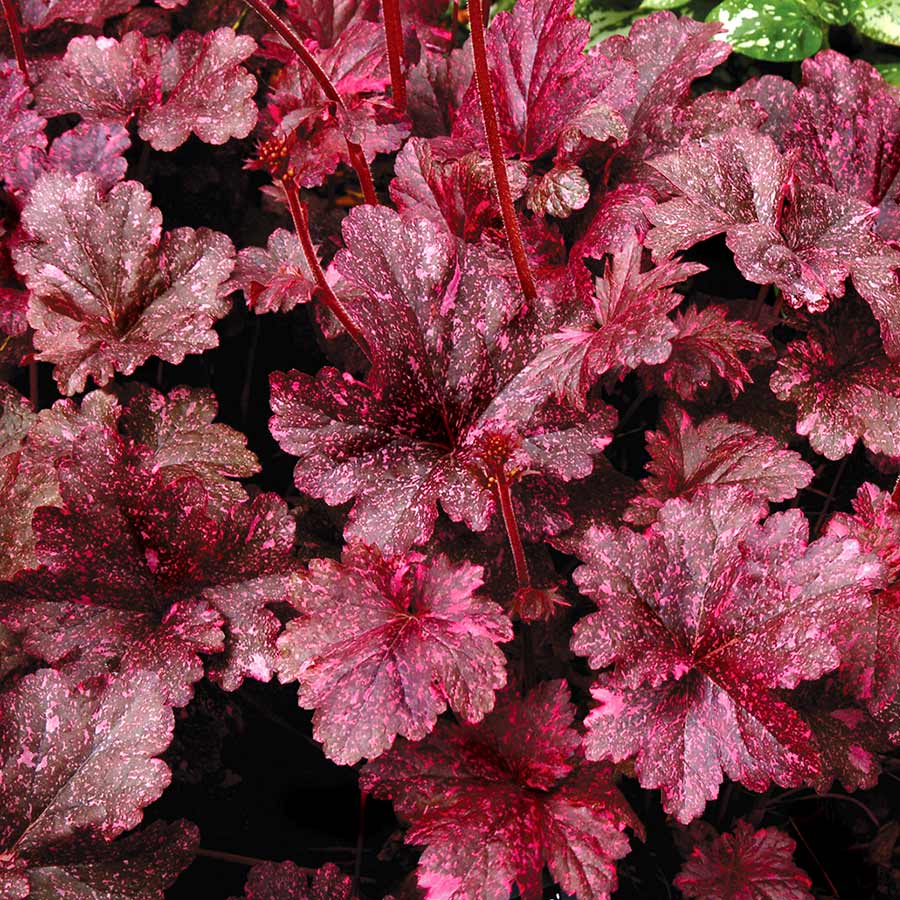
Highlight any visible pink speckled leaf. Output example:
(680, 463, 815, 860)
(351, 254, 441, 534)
(406, 45, 473, 138)
(826, 484, 900, 736)
(23, 819, 198, 900)
(639, 303, 770, 401)
(13, 172, 234, 395)
(19, 0, 137, 28)
(646, 128, 792, 261)
(229, 228, 317, 314)
(7, 121, 130, 198)
(624, 406, 813, 525)
(283, 0, 377, 48)
(15, 383, 255, 509)
(138, 28, 258, 151)
(270, 206, 615, 551)
(794, 676, 887, 792)
(0, 63, 46, 180)
(675, 821, 813, 900)
(0, 386, 58, 580)
(390, 137, 527, 241)
(523, 234, 703, 409)
(36, 29, 257, 152)
(648, 128, 894, 317)
(572, 486, 883, 822)
(770, 303, 900, 460)
(0, 669, 173, 854)
(230, 860, 355, 900)
(265, 20, 409, 188)
(453, 0, 634, 160)
(783, 52, 900, 241)
(597, 12, 731, 158)
(34, 33, 164, 128)
(728, 181, 879, 314)
(277, 545, 511, 765)
(360, 681, 640, 900)
(116, 383, 259, 504)
(1, 424, 297, 703)
(46, 122, 129, 189)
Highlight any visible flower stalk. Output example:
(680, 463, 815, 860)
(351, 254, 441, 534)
(242, 0, 378, 205)
(282, 178, 372, 362)
(494, 467, 530, 590)
(466, 0, 536, 302)
(2, 0, 29, 86)
(381, 0, 407, 113)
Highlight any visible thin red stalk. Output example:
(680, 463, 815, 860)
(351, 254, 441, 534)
(2, 0, 29, 87)
(494, 469, 530, 589)
(466, 0, 535, 302)
(242, 0, 378, 205)
(381, 0, 407, 113)
(345, 140, 378, 206)
(282, 179, 372, 362)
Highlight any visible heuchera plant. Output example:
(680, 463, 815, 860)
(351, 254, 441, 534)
(1, 1, 899, 898)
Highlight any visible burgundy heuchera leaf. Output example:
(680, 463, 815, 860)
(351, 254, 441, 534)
(13, 172, 235, 395)
(675, 821, 813, 900)
(19, 0, 138, 29)
(597, 12, 731, 159)
(270, 206, 616, 552)
(523, 233, 704, 409)
(229, 228, 317, 314)
(277, 544, 511, 765)
(5, 122, 131, 198)
(638, 303, 770, 402)
(0, 669, 181, 898)
(361, 680, 640, 900)
(1, 422, 298, 705)
(571, 485, 884, 822)
(0, 386, 58, 580)
(0, 63, 46, 179)
(624, 406, 813, 526)
(780, 52, 900, 243)
(230, 861, 355, 900)
(35, 28, 258, 152)
(263, 20, 409, 188)
(770, 302, 900, 460)
(453, 0, 636, 162)
(826, 483, 900, 739)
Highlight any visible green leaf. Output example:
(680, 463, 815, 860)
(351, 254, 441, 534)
(876, 61, 900, 84)
(812, 0, 859, 25)
(853, 0, 900, 45)
(638, 0, 691, 9)
(708, 0, 825, 61)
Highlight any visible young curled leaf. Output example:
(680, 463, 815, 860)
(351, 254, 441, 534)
(770, 302, 900, 460)
(229, 860, 355, 900)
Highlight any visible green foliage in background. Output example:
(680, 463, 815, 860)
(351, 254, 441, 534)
(708, 0, 899, 61)
(573, 0, 900, 61)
